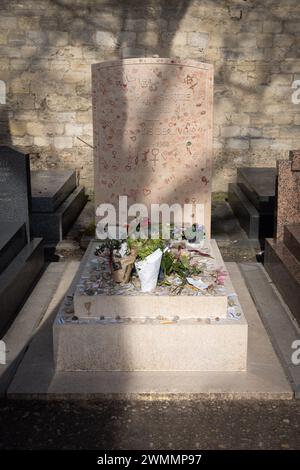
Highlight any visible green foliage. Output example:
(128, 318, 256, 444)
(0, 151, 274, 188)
(128, 238, 165, 260)
(161, 251, 203, 280)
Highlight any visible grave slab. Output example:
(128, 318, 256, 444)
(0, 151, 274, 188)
(264, 151, 300, 327)
(0, 146, 44, 337)
(228, 167, 276, 241)
(31, 170, 77, 213)
(0, 261, 69, 396)
(31, 186, 87, 242)
(7, 262, 292, 399)
(0, 238, 44, 337)
(0, 221, 27, 275)
(237, 167, 276, 213)
(228, 183, 260, 239)
(264, 238, 300, 325)
(73, 240, 228, 320)
(54, 240, 248, 372)
(283, 224, 300, 263)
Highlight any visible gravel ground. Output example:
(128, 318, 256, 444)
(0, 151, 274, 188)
(0, 399, 299, 450)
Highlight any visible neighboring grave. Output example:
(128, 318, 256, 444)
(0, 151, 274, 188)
(92, 58, 213, 237)
(276, 151, 300, 240)
(228, 167, 276, 242)
(0, 145, 31, 242)
(31, 170, 77, 212)
(0, 146, 43, 336)
(30, 170, 87, 243)
(265, 150, 300, 324)
(54, 59, 248, 373)
(0, 146, 29, 275)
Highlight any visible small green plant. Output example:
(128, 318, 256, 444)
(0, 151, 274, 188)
(128, 238, 165, 261)
(161, 251, 203, 280)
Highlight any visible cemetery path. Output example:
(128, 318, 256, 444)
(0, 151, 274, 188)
(0, 398, 299, 450)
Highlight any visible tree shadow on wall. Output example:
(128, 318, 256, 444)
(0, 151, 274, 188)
(0, 0, 294, 185)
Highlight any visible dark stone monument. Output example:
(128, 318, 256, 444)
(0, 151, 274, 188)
(228, 167, 276, 242)
(0, 146, 31, 237)
(31, 169, 76, 212)
(264, 151, 300, 325)
(0, 221, 27, 275)
(30, 170, 87, 243)
(0, 145, 44, 337)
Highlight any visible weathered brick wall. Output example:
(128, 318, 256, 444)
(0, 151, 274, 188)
(1, 0, 300, 192)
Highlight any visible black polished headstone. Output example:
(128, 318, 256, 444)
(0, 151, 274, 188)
(31, 186, 87, 242)
(237, 167, 276, 213)
(0, 221, 27, 275)
(0, 146, 44, 337)
(228, 183, 259, 239)
(0, 238, 44, 335)
(0, 145, 31, 241)
(31, 170, 77, 212)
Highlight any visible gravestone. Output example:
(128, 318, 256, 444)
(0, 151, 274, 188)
(264, 151, 300, 324)
(30, 169, 87, 243)
(275, 151, 300, 240)
(0, 146, 43, 336)
(54, 59, 248, 373)
(92, 58, 213, 237)
(0, 146, 31, 240)
(228, 167, 276, 242)
(0, 146, 30, 275)
(31, 169, 76, 212)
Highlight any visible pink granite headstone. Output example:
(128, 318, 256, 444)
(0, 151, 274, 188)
(290, 150, 300, 172)
(92, 58, 213, 237)
(276, 151, 300, 240)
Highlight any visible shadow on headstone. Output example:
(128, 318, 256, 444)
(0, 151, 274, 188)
(0, 146, 44, 337)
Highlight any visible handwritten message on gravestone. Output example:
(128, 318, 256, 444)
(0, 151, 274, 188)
(92, 58, 213, 236)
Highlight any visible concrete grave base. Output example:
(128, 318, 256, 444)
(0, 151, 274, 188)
(54, 321, 247, 372)
(73, 240, 231, 320)
(6, 262, 292, 399)
(53, 239, 248, 372)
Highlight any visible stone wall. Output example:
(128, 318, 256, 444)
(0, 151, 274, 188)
(0, 0, 300, 192)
